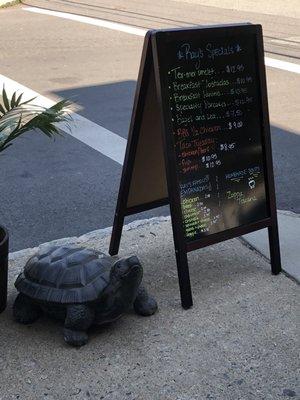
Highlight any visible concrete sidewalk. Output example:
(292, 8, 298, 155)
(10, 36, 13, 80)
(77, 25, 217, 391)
(0, 217, 298, 400)
(243, 210, 300, 282)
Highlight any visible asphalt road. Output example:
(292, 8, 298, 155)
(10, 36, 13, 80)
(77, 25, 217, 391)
(0, 0, 299, 251)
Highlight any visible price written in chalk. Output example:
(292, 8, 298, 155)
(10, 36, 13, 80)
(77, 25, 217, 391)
(164, 33, 268, 240)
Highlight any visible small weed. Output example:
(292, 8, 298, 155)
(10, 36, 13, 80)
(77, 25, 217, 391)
(0, 0, 21, 9)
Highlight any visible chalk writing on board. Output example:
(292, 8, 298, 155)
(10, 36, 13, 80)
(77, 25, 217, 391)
(164, 33, 268, 240)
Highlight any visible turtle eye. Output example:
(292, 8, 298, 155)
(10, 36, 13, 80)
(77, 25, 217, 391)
(127, 256, 140, 266)
(112, 259, 128, 274)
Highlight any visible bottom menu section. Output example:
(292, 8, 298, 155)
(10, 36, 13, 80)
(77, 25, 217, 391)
(180, 162, 268, 241)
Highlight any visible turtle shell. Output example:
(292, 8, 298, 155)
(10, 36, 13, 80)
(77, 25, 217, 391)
(15, 246, 113, 304)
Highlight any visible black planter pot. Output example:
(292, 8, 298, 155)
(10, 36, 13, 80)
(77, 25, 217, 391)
(0, 225, 9, 313)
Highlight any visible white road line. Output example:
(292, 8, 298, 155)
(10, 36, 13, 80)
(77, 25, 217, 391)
(23, 6, 147, 37)
(264, 57, 300, 74)
(23, 6, 300, 75)
(0, 74, 126, 165)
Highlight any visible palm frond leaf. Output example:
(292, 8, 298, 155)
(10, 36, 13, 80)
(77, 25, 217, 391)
(15, 93, 23, 107)
(0, 103, 6, 116)
(0, 89, 71, 154)
(2, 86, 10, 112)
(10, 91, 17, 109)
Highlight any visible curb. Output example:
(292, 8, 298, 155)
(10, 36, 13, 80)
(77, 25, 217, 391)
(10, 210, 298, 281)
(9, 216, 170, 261)
(242, 209, 299, 282)
(277, 209, 300, 218)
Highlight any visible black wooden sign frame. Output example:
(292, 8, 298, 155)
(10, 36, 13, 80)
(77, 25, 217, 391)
(109, 24, 281, 309)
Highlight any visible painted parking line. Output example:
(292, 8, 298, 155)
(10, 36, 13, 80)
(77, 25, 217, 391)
(22, 6, 146, 37)
(0, 74, 126, 165)
(264, 57, 300, 74)
(23, 6, 300, 75)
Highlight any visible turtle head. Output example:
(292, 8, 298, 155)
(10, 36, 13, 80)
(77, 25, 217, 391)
(95, 256, 143, 321)
(109, 255, 143, 303)
(110, 256, 143, 284)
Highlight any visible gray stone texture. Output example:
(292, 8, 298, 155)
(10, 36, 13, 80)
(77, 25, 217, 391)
(0, 218, 298, 400)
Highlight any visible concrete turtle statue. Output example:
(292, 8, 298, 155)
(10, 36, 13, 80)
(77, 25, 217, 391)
(13, 246, 157, 346)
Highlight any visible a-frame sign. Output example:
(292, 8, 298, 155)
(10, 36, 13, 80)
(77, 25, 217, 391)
(109, 25, 281, 309)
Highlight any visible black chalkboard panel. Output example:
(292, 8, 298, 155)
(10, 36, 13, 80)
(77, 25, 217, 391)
(110, 25, 281, 309)
(154, 26, 269, 242)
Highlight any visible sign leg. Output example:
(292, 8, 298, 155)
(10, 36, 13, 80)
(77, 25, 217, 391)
(109, 213, 125, 256)
(268, 224, 281, 275)
(175, 250, 193, 309)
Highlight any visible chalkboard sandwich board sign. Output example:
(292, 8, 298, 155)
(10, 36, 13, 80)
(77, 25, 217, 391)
(109, 24, 281, 309)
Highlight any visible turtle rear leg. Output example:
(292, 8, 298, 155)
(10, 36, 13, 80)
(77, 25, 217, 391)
(64, 305, 94, 347)
(134, 286, 158, 316)
(13, 293, 42, 324)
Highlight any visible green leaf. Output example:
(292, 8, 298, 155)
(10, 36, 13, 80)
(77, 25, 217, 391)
(0, 142, 12, 153)
(0, 91, 71, 154)
(10, 91, 17, 108)
(2, 86, 10, 112)
(15, 93, 23, 106)
(19, 96, 37, 106)
(0, 103, 5, 115)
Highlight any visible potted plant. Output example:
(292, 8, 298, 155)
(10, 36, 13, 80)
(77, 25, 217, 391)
(0, 86, 70, 312)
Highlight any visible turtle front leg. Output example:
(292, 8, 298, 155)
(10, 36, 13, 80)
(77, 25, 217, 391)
(63, 305, 94, 347)
(13, 293, 42, 324)
(134, 286, 158, 316)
